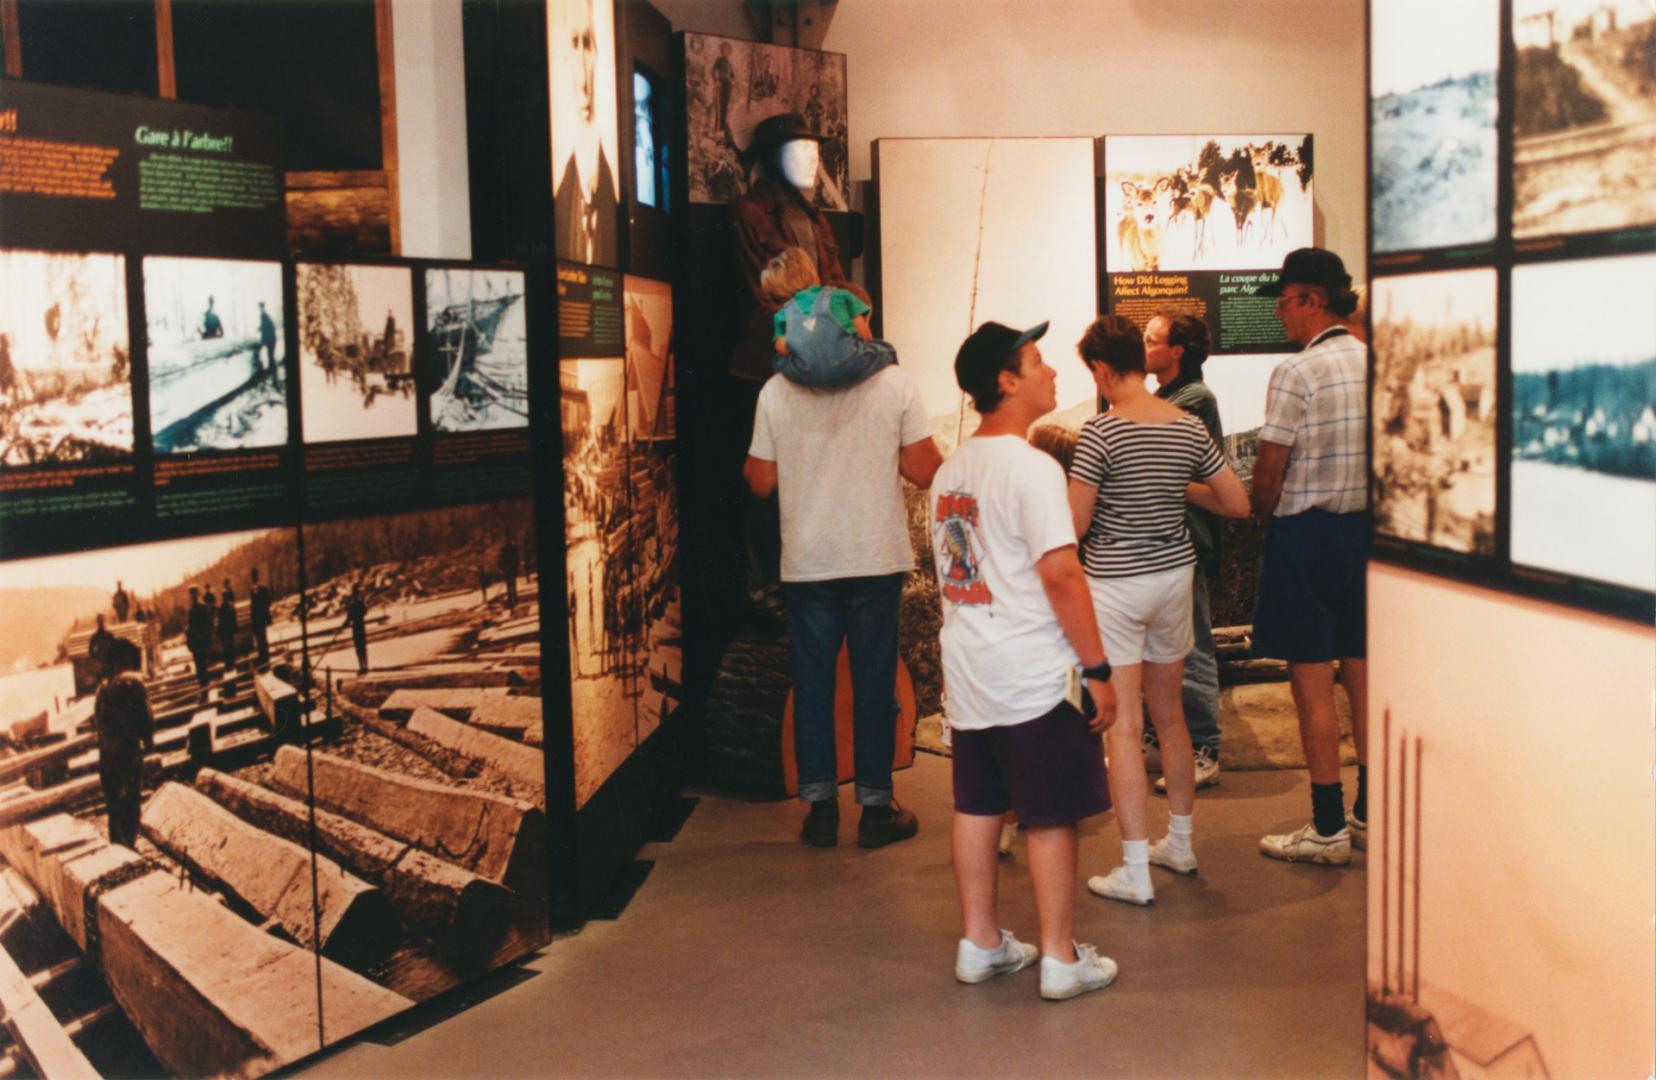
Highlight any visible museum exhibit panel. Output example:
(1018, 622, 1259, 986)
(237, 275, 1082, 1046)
(0, 0, 1652, 1074)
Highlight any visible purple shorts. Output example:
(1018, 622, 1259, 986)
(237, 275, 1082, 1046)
(950, 700, 1111, 827)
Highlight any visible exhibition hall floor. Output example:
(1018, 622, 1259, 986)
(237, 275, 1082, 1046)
(300, 755, 1365, 1078)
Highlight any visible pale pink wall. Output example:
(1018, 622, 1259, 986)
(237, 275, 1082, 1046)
(1368, 563, 1655, 1077)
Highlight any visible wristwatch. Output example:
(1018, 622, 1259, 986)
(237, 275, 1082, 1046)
(1080, 660, 1112, 683)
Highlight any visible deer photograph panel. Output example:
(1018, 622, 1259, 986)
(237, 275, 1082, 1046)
(1370, 268, 1499, 554)
(1512, 0, 1656, 241)
(297, 264, 418, 444)
(1103, 134, 1314, 273)
(1370, 0, 1499, 253)
(143, 257, 289, 455)
(0, 249, 132, 467)
(1510, 252, 1656, 594)
(423, 268, 530, 434)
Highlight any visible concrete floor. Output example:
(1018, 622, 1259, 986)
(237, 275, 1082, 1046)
(298, 755, 1366, 1078)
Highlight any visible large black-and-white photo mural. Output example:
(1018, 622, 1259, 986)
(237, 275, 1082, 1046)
(549, 0, 622, 268)
(143, 257, 289, 455)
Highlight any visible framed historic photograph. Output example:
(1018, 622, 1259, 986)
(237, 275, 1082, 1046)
(296, 263, 418, 443)
(549, 0, 622, 268)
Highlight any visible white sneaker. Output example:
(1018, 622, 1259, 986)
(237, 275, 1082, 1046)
(1148, 835, 1198, 875)
(1155, 746, 1220, 794)
(1260, 823, 1352, 866)
(1040, 942, 1118, 1001)
(1086, 864, 1154, 906)
(955, 929, 1039, 984)
(1346, 809, 1367, 851)
(998, 821, 1018, 857)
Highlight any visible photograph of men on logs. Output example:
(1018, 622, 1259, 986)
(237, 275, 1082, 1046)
(297, 263, 418, 443)
(1512, 0, 1656, 240)
(1510, 253, 1656, 594)
(1370, 269, 1499, 555)
(0, 498, 549, 1076)
(422, 268, 530, 433)
(682, 33, 849, 210)
(143, 256, 289, 455)
(0, 250, 132, 467)
(559, 357, 645, 806)
(623, 276, 681, 744)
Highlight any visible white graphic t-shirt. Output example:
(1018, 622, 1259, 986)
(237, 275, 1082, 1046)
(930, 435, 1079, 731)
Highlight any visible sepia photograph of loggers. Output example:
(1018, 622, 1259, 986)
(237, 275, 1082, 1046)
(0, 499, 548, 1077)
(297, 263, 419, 443)
(0, 250, 133, 468)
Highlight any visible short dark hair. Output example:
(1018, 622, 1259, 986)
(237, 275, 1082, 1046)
(1078, 315, 1144, 375)
(1158, 312, 1211, 380)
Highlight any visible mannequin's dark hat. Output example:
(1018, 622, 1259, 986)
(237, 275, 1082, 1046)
(741, 112, 823, 163)
(955, 320, 1049, 395)
(1256, 247, 1351, 297)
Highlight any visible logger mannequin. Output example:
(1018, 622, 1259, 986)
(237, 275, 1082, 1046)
(730, 113, 849, 626)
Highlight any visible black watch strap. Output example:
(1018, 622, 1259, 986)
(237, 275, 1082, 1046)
(1080, 660, 1112, 683)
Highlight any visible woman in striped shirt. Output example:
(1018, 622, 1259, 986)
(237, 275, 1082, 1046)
(1068, 315, 1248, 907)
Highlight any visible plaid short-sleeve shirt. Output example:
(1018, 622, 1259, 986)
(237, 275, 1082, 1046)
(1258, 327, 1368, 516)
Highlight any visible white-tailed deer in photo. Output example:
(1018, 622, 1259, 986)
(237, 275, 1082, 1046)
(1218, 170, 1257, 246)
(1168, 167, 1219, 259)
(1118, 178, 1171, 271)
(1248, 143, 1289, 242)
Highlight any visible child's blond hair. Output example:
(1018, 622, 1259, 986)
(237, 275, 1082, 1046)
(760, 247, 820, 306)
(1028, 424, 1079, 472)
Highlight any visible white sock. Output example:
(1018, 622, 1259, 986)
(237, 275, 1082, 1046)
(1121, 839, 1151, 886)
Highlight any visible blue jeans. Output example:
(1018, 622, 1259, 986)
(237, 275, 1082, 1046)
(1146, 574, 1221, 755)
(783, 573, 904, 806)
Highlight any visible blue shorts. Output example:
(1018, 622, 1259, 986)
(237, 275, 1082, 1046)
(1252, 509, 1368, 663)
(950, 701, 1110, 826)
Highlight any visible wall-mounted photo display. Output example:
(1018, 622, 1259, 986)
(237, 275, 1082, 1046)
(0, 526, 421, 1079)
(1511, 0, 1656, 245)
(548, 0, 622, 268)
(633, 67, 669, 214)
(558, 357, 639, 807)
(623, 275, 679, 739)
(682, 32, 849, 211)
(422, 267, 529, 435)
(619, 0, 675, 280)
(144, 255, 289, 455)
(295, 498, 549, 1035)
(1100, 134, 1313, 355)
(1509, 253, 1656, 597)
(1370, 0, 1499, 256)
(1370, 268, 1499, 556)
(297, 262, 418, 444)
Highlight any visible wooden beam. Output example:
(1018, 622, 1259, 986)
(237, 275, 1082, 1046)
(407, 708, 543, 801)
(378, 688, 489, 722)
(0, 0, 21, 79)
(374, 0, 401, 255)
(193, 769, 518, 941)
(0, 735, 96, 787)
(466, 696, 542, 741)
(154, 0, 176, 99)
(140, 782, 395, 961)
(269, 746, 545, 894)
(0, 815, 411, 1077)
(0, 940, 98, 1080)
(254, 673, 299, 731)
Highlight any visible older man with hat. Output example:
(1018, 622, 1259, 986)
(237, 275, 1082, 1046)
(742, 245, 942, 849)
(1250, 247, 1370, 867)
(729, 113, 853, 626)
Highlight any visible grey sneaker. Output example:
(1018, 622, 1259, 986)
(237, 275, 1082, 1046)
(955, 929, 1038, 984)
(1155, 746, 1220, 794)
(1260, 823, 1352, 866)
(1040, 942, 1119, 1001)
(1148, 834, 1198, 875)
(1346, 809, 1367, 851)
(1086, 864, 1154, 906)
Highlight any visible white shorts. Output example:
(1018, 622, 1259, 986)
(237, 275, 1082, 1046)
(1086, 564, 1196, 666)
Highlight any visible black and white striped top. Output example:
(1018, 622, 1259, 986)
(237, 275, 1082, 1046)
(1070, 413, 1226, 578)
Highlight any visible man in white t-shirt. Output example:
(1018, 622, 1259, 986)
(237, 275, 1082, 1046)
(931, 320, 1121, 1002)
(744, 361, 942, 848)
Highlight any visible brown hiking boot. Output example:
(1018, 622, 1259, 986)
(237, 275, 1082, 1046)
(857, 801, 919, 849)
(801, 799, 839, 847)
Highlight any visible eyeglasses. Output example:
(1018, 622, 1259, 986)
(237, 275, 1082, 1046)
(1275, 291, 1317, 311)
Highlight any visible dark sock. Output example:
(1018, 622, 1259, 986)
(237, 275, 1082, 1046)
(1353, 765, 1368, 824)
(1311, 782, 1346, 837)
